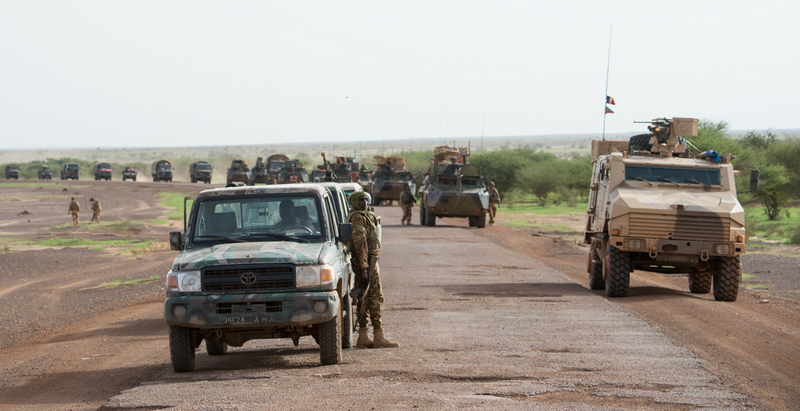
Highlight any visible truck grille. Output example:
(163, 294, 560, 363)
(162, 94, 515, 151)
(628, 213, 730, 242)
(202, 265, 295, 292)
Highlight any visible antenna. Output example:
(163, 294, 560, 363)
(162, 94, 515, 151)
(602, 25, 613, 141)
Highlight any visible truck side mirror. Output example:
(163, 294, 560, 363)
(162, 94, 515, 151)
(338, 223, 352, 243)
(750, 169, 760, 192)
(169, 231, 183, 250)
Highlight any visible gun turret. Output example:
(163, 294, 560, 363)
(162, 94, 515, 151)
(633, 117, 698, 156)
(320, 152, 336, 182)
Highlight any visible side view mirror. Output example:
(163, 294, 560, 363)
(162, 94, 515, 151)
(750, 169, 760, 192)
(338, 223, 352, 243)
(169, 231, 183, 250)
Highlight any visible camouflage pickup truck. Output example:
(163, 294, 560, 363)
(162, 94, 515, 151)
(165, 183, 354, 372)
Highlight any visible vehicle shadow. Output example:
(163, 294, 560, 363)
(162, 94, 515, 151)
(47, 318, 166, 344)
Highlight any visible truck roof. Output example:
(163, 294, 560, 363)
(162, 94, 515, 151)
(195, 183, 329, 200)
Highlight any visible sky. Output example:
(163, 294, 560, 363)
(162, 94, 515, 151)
(1, 1, 798, 149)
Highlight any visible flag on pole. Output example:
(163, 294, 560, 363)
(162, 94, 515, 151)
(605, 106, 614, 114)
(606, 96, 615, 105)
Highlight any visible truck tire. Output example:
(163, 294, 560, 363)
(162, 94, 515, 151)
(589, 246, 605, 290)
(419, 202, 426, 225)
(191, 176, 196, 183)
(342, 295, 354, 349)
(169, 326, 196, 372)
(468, 216, 477, 227)
(713, 257, 741, 302)
(605, 245, 630, 297)
(133, 177, 136, 182)
(319, 313, 342, 365)
(205, 338, 228, 356)
(688, 272, 712, 294)
(476, 214, 486, 228)
(425, 209, 436, 226)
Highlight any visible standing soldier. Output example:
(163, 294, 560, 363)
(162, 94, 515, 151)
(346, 192, 399, 349)
(488, 181, 500, 225)
(399, 183, 415, 225)
(90, 197, 102, 223)
(68, 197, 80, 226)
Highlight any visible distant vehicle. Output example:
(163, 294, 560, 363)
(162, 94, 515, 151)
(227, 159, 250, 185)
(151, 160, 173, 182)
(332, 157, 359, 183)
(122, 167, 138, 182)
(190, 161, 213, 184)
(249, 157, 269, 185)
(278, 159, 307, 184)
(337, 182, 364, 204)
(38, 166, 52, 180)
(266, 154, 290, 184)
(368, 156, 419, 206)
(419, 146, 488, 227)
(93, 163, 112, 181)
(311, 166, 327, 182)
(60, 163, 80, 180)
(5, 164, 20, 180)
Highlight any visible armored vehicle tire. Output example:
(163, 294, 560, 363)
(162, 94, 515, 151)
(205, 338, 228, 355)
(425, 209, 436, 226)
(468, 216, 477, 227)
(122, 177, 125, 181)
(476, 214, 486, 228)
(688, 272, 712, 294)
(605, 245, 630, 298)
(713, 257, 741, 302)
(342, 295, 354, 349)
(419, 203, 426, 225)
(589, 246, 605, 290)
(169, 326, 196, 372)
(133, 177, 136, 182)
(319, 313, 343, 365)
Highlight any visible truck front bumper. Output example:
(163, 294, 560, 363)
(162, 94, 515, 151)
(611, 236, 745, 262)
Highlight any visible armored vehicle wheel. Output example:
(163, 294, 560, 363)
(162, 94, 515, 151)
(132, 177, 136, 182)
(476, 214, 486, 228)
(419, 202, 426, 225)
(688, 272, 712, 294)
(372, 195, 381, 206)
(468, 216, 477, 227)
(605, 245, 630, 297)
(425, 209, 436, 226)
(713, 257, 741, 302)
(169, 326, 196, 372)
(205, 338, 228, 355)
(319, 312, 342, 365)
(589, 246, 605, 290)
(168, 178, 172, 182)
(122, 177, 126, 181)
(342, 295, 354, 349)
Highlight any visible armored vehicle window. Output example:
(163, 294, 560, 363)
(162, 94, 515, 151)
(625, 165, 721, 185)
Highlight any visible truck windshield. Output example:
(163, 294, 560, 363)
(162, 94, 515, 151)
(67, 164, 79, 170)
(191, 195, 325, 245)
(625, 165, 721, 185)
(196, 164, 210, 170)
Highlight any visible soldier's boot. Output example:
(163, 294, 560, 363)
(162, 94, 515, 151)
(356, 328, 373, 348)
(372, 328, 399, 348)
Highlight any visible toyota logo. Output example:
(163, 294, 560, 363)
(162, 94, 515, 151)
(240, 272, 257, 285)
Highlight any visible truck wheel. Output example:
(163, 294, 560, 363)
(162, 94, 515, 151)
(425, 209, 436, 226)
(319, 312, 342, 365)
(476, 214, 486, 228)
(205, 338, 228, 355)
(419, 202, 426, 225)
(688, 272, 712, 294)
(342, 295, 354, 349)
(169, 326, 196, 372)
(605, 245, 630, 297)
(122, 177, 126, 181)
(468, 216, 476, 227)
(191, 176, 196, 183)
(589, 246, 605, 290)
(133, 177, 136, 182)
(713, 257, 741, 302)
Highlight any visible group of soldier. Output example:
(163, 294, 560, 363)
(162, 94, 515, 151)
(397, 181, 501, 226)
(67, 197, 101, 226)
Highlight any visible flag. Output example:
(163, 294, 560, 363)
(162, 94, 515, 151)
(605, 106, 614, 114)
(606, 96, 615, 105)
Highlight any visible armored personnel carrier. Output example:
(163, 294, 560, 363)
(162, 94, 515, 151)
(278, 159, 307, 184)
(190, 161, 213, 184)
(122, 167, 138, 181)
(585, 117, 758, 301)
(419, 146, 488, 227)
(266, 154, 289, 184)
(226, 159, 250, 185)
(249, 157, 269, 185)
(38, 166, 52, 180)
(368, 156, 418, 206)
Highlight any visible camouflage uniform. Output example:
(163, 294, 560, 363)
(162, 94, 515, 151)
(488, 184, 500, 225)
(90, 199, 102, 223)
(399, 187, 414, 225)
(346, 208, 383, 328)
(68, 198, 80, 226)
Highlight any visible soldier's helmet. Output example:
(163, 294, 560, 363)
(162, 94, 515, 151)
(90, 197, 94, 201)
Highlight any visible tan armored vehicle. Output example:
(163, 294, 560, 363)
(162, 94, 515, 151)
(585, 118, 759, 302)
(226, 159, 250, 185)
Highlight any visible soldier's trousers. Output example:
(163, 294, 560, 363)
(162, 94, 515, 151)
(488, 204, 497, 223)
(401, 204, 413, 224)
(92, 211, 100, 223)
(353, 261, 384, 329)
(71, 211, 79, 226)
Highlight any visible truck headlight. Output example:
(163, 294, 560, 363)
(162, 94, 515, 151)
(296, 265, 334, 287)
(166, 270, 202, 292)
(713, 244, 731, 255)
(626, 239, 644, 250)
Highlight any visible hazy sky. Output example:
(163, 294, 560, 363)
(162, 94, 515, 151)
(1, 1, 798, 149)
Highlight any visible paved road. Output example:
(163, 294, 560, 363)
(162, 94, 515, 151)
(102, 206, 749, 410)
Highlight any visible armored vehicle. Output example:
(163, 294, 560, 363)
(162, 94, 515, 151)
(278, 159, 307, 184)
(266, 154, 290, 184)
(419, 146, 488, 227)
(332, 156, 359, 183)
(189, 161, 213, 184)
(93, 163, 112, 181)
(585, 117, 758, 302)
(60, 163, 80, 180)
(165, 183, 354, 371)
(368, 156, 418, 205)
(249, 157, 269, 185)
(5, 164, 20, 179)
(151, 160, 173, 182)
(122, 167, 138, 181)
(227, 159, 250, 185)
(38, 166, 52, 180)
(311, 166, 327, 182)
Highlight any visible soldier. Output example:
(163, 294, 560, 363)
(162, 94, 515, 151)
(68, 197, 80, 226)
(275, 199, 315, 232)
(399, 183, 415, 225)
(488, 181, 501, 225)
(346, 192, 399, 349)
(90, 197, 102, 223)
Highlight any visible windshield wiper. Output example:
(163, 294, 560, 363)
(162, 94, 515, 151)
(685, 178, 710, 188)
(246, 232, 310, 243)
(634, 177, 653, 186)
(659, 178, 680, 184)
(195, 235, 247, 243)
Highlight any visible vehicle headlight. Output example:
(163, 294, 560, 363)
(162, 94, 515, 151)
(626, 239, 644, 250)
(713, 244, 731, 255)
(166, 270, 202, 292)
(296, 265, 334, 287)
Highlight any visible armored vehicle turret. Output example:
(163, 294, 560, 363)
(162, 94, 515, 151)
(419, 146, 488, 227)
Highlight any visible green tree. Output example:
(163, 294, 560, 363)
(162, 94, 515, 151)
(752, 164, 791, 220)
(516, 161, 565, 203)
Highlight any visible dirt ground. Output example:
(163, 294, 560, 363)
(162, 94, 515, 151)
(0, 180, 799, 410)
